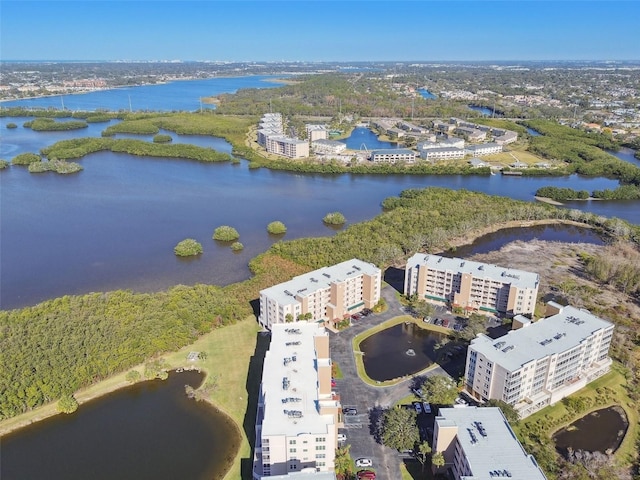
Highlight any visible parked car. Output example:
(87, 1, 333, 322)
(412, 401, 423, 414)
(331, 378, 337, 387)
(343, 407, 358, 416)
(422, 402, 432, 414)
(337, 433, 347, 443)
(442, 319, 450, 328)
(362, 308, 372, 316)
(355, 458, 373, 468)
(357, 470, 376, 480)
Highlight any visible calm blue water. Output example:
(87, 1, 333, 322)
(418, 89, 436, 99)
(342, 126, 396, 150)
(606, 147, 640, 167)
(468, 105, 495, 116)
(0, 75, 285, 112)
(526, 127, 542, 137)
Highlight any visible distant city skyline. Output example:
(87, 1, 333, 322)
(1, 1, 639, 62)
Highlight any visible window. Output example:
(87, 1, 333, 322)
(289, 448, 297, 453)
(316, 453, 326, 459)
(315, 445, 326, 450)
(289, 439, 296, 445)
(315, 437, 326, 442)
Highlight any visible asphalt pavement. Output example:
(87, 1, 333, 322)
(330, 286, 452, 480)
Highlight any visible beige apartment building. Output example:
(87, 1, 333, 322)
(404, 253, 539, 316)
(433, 407, 547, 479)
(464, 302, 614, 418)
(259, 259, 381, 329)
(253, 323, 341, 479)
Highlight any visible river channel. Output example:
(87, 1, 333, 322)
(0, 370, 239, 480)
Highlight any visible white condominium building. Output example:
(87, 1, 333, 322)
(259, 259, 381, 329)
(253, 323, 341, 479)
(404, 254, 539, 316)
(465, 142, 503, 156)
(369, 148, 416, 163)
(433, 407, 547, 480)
(265, 135, 310, 159)
(465, 302, 614, 418)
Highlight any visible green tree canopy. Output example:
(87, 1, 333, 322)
(323, 212, 346, 225)
(174, 238, 203, 257)
(483, 399, 520, 425)
(57, 394, 79, 414)
(381, 406, 419, 451)
(213, 225, 240, 242)
(421, 375, 458, 406)
(267, 221, 287, 235)
(459, 313, 488, 341)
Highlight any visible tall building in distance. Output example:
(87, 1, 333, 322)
(259, 259, 381, 329)
(404, 253, 539, 317)
(253, 323, 341, 479)
(464, 302, 614, 418)
(433, 407, 547, 480)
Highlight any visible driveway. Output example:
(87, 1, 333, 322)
(330, 285, 452, 480)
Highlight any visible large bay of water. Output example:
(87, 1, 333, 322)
(1, 116, 634, 310)
(0, 75, 285, 112)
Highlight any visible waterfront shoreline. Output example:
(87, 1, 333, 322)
(0, 218, 598, 438)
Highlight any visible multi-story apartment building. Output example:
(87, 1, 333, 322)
(259, 259, 381, 329)
(404, 253, 539, 316)
(433, 407, 547, 480)
(311, 139, 347, 155)
(421, 147, 466, 161)
(464, 302, 614, 418)
(465, 142, 503, 156)
(253, 323, 341, 479)
(369, 148, 416, 163)
(306, 124, 328, 142)
(265, 135, 310, 159)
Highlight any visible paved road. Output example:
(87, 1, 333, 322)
(330, 286, 451, 480)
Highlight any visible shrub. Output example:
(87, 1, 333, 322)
(0, 160, 9, 169)
(231, 242, 244, 251)
(6, 122, 17, 129)
(153, 134, 173, 143)
(323, 211, 346, 225)
(174, 238, 203, 257)
(11, 152, 41, 165)
(57, 394, 79, 414)
(267, 221, 287, 235)
(125, 370, 142, 383)
(213, 225, 240, 242)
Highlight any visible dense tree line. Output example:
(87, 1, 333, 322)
(269, 188, 640, 271)
(40, 138, 233, 164)
(535, 187, 590, 201)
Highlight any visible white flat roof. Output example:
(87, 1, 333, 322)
(437, 407, 547, 480)
(260, 259, 380, 306)
(470, 304, 613, 371)
(261, 323, 335, 438)
(407, 253, 539, 290)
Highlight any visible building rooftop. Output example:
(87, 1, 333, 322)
(437, 407, 547, 480)
(470, 304, 613, 371)
(260, 259, 380, 306)
(264, 471, 337, 480)
(466, 142, 501, 151)
(371, 148, 415, 155)
(407, 253, 539, 290)
(261, 323, 337, 438)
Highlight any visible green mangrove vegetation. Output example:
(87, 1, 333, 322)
(28, 160, 83, 174)
(6, 122, 18, 129)
(24, 118, 89, 131)
(174, 239, 203, 257)
(11, 152, 41, 165)
(323, 212, 346, 225)
(213, 225, 240, 242)
(231, 242, 244, 251)
(0, 160, 9, 169)
(267, 221, 287, 235)
(535, 186, 590, 201)
(40, 137, 233, 164)
(153, 134, 173, 143)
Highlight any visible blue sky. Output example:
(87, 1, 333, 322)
(1, 1, 639, 61)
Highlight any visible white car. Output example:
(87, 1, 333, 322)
(355, 458, 373, 468)
(413, 401, 423, 414)
(422, 402, 432, 414)
(337, 433, 347, 443)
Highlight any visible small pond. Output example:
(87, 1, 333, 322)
(359, 322, 448, 382)
(553, 406, 628, 457)
(1, 370, 240, 480)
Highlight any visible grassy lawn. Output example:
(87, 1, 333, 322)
(352, 316, 450, 387)
(161, 317, 263, 480)
(482, 148, 553, 167)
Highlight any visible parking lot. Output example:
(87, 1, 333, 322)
(330, 285, 453, 480)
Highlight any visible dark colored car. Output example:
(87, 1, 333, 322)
(357, 470, 376, 479)
(342, 407, 358, 416)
